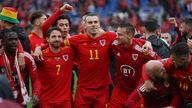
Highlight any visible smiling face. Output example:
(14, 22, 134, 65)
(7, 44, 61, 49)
(84, 16, 100, 37)
(116, 27, 133, 46)
(46, 30, 63, 49)
(161, 33, 172, 45)
(2, 31, 18, 54)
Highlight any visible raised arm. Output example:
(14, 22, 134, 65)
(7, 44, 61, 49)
(42, 3, 73, 38)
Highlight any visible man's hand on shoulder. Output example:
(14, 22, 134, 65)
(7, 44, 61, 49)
(33, 46, 44, 61)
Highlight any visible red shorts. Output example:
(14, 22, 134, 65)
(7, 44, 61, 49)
(40, 100, 71, 108)
(110, 86, 130, 108)
(74, 86, 109, 108)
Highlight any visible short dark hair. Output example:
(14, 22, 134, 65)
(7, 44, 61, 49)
(171, 42, 190, 56)
(118, 22, 135, 35)
(181, 18, 192, 30)
(53, 14, 71, 27)
(144, 20, 159, 32)
(30, 10, 46, 24)
(46, 27, 62, 38)
(84, 13, 98, 22)
(0, 29, 18, 40)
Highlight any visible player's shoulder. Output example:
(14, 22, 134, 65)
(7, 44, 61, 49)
(138, 83, 148, 93)
(104, 31, 116, 37)
(24, 52, 32, 57)
(61, 46, 73, 51)
(71, 34, 86, 38)
(111, 39, 119, 46)
(23, 52, 35, 62)
(133, 38, 145, 44)
(60, 46, 74, 58)
(69, 34, 87, 42)
(42, 48, 49, 54)
(28, 32, 36, 39)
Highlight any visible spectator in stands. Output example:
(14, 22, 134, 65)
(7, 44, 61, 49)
(0, 7, 30, 53)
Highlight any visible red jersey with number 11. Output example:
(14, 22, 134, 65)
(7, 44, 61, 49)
(66, 32, 116, 88)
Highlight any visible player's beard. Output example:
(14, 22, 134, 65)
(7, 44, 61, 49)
(176, 63, 189, 69)
(181, 31, 188, 38)
(51, 41, 61, 49)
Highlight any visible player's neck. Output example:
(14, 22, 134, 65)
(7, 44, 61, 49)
(87, 32, 99, 38)
(49, 46, 60, 54)
(5, 49, 16, 57)
(124, 39, 133, 49)
(145, 32, 157, 39)
(33, 27, 43, 38)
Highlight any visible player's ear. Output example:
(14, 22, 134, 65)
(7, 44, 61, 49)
(46, 37, 49, 42)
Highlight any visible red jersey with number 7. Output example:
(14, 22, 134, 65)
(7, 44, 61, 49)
(65, 32, 116, 88)
(37, 46, 75, 104)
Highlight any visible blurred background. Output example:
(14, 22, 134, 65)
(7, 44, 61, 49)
(0, 0, 191, 35)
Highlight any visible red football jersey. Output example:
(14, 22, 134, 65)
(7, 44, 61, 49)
(126, 79, 180, 108)
(142, 57, 192, 103)
(164, 57, 192, 102)
(66, 32, 116, 88)
(111, 38, 159, 94)
(37, 46, 75, 104)
(29, 32, 46, 52)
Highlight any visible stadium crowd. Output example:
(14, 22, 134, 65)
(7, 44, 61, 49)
(0, 0, 192, 108)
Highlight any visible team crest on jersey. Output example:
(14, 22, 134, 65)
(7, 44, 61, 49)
(99, 39, 106, 46)
(62, 54, 68, 61)
(132, 54, 138, 60)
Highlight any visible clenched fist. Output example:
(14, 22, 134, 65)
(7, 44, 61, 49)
(60, 3, 73, 12)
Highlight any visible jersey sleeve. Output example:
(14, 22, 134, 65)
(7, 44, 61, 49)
(18, 40, 24, 53)
(169, 87, 181, 107)
(25, 53, 41, 96)
(108, 31, 117, 41)
(161, 58, 174, 72)
(171, 27, 182, 46)
(125, 81, 143, 108)
(135, 38, 146, 44)
(40, 43, 49, 50)
(110, 39, 119, 55)
(42, 10, 62, 38)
